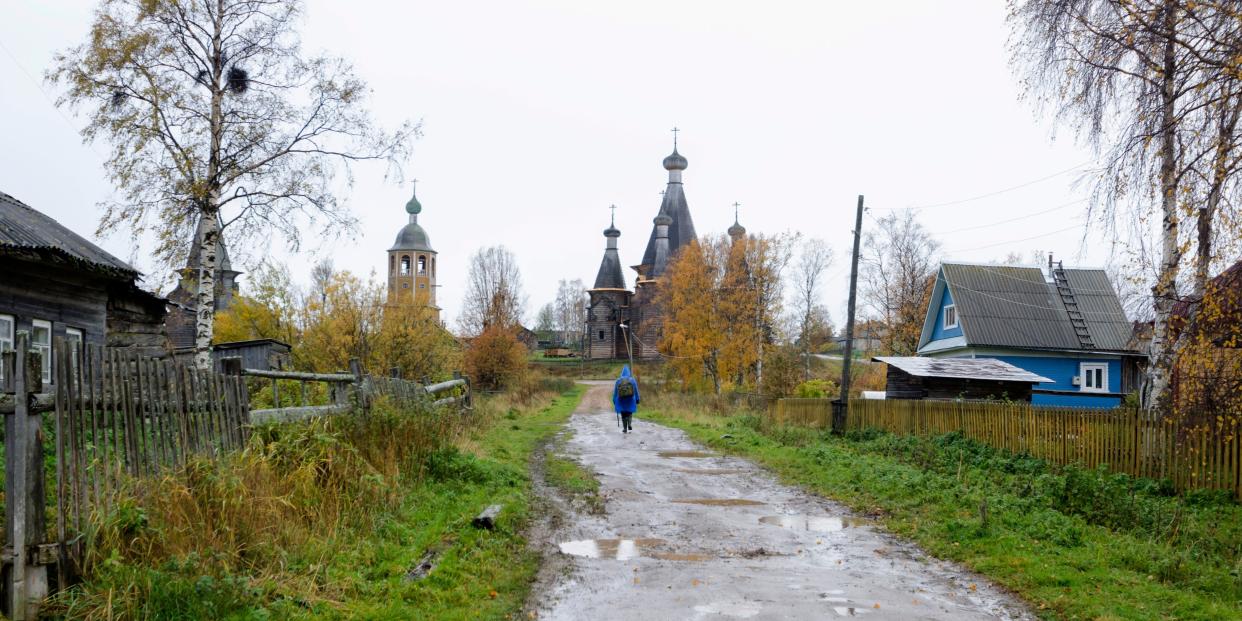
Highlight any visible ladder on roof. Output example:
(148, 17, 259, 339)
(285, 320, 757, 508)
(1053, 261, 1096, 349)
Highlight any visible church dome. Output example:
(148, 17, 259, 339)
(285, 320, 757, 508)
(728, 220, 747, 238)
(390, 222, 433, 252)
(662, 149, 688, 171)
(604, 223, 621, 238)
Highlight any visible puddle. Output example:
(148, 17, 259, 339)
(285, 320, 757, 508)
(693, 601, 763, 618)
(759, 515, 868, 532)
(672, 498, 766, 506)
(833, 607, 871, 617)
(557, 538, 708, 561)
(658, 450, 715, 458)
(672, 468, 746, 475)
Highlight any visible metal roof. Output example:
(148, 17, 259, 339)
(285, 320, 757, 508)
(938, 263, 1137, 354)
(0, 190, 137, 278)
(874, 356, 1052, 383)
(390, 219, 434, 252)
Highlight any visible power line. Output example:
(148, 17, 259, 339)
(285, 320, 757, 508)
(944, 223, 1083, 254)
(936, 274, 1125, 318)
(872, 161, 1093, 211)
(0, 36, 108, 162)
(930, 198, 1087, 236)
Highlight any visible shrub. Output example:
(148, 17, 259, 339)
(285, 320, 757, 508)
(794, 379, 838, 398)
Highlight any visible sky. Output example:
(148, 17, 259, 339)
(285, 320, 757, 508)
(0, 0, 1117, 329)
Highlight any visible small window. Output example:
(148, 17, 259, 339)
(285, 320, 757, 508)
(32, 319, 52, 384)
(1080, 362, 1108, 393)
(419, 283, 426, 289)
(943, 304, 958, 330)
(418, 255, 427, 274)
(0, 314, 13, 383)
(402, 282, 409, 289)
(400, 255, 411, 275)
(599, 330, 605, 341)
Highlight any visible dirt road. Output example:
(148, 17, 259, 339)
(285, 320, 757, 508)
(528, 383, 1034, 620)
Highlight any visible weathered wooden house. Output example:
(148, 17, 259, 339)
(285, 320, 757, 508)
(874, 356, 1051, 402)
(916, 261, 1143, 408)
(0, 191, 169, 384)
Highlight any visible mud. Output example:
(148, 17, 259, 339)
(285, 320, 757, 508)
(527, 383, 1035, 620)
(672, 468, 748, 475)
(672, 498, 766, 507)
(658, 450, 715, 458)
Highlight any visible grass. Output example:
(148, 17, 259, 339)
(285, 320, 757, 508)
(50, 383, 586, 620)
(544, 430, 605, 515)
(644, 392, 1242, 621)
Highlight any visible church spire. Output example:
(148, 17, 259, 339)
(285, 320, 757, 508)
(593, 205, 627, 290)
(640, 128, 696, 275)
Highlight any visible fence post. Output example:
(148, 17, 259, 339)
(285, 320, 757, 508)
(349, 358, 369, 413)
(4, 334, 49, 619)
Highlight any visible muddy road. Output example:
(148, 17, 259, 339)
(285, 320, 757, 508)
(528, 383, 1034, 620)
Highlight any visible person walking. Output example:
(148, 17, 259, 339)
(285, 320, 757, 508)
(613, 364, 640, 434)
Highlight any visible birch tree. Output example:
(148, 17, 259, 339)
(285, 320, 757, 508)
(459, 245, 525, 335)
(49, 0, 415, 368)
(791, 238, 834, 379)
(861, 210, 939, 355)
(1009, 0, 1242, 407)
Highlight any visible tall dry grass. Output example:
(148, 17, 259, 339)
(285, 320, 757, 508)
(52, 396, 466, 618)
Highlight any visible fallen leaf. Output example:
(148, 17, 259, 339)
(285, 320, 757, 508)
(691, 579, 701, 587)
(633, 577, 640, 585)
(873, 603, 881, 609)
(490, 590, 498, 599)
(969, 583, 977, 592)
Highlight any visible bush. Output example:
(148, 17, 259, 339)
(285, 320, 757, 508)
(794, 379, 838, 398)
(464, 325, 529, 390)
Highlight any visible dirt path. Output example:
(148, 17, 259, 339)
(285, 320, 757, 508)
(528, 383, 1035, 620)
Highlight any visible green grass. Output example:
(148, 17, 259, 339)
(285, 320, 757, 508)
(52, 385, 586, 620)
(286, 384, 588, 620)
(544, 430, 604, 515)
(645, 400, 1242, 621)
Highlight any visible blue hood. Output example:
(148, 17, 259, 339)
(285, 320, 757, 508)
(619, 364, 633, 379)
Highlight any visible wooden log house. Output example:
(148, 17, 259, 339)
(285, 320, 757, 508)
(0, 191, 169, 385)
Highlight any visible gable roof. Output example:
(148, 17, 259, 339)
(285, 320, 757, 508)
(0, 190, 137, 279)
(920, 263, 1137, 354)
(875, 356, 1052, 383)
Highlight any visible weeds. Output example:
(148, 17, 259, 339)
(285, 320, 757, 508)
(50, 383, 586, 620)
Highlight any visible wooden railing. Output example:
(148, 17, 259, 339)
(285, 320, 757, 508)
(767, 398, 1242, 500)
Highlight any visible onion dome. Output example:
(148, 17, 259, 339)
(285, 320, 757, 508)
(604, 223, 621, 238)
(654, 213, 673, 227)
(405, 185, 422, 215)
(728, 219, 747, 239)
(662, 149, 688, 171)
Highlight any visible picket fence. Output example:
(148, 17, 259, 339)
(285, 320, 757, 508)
(1, 336, 468, 619)
(769, 398, 1242, 500)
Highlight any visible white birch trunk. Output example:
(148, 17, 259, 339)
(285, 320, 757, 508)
(194, 2, 226, 371)
(1145, 14, 1184, 412)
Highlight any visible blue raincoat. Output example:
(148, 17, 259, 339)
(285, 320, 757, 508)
(612, 365, 640, 414)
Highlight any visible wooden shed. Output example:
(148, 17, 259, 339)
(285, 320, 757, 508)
(210, 338, 292, 372)
(874, 356, 1052, 402)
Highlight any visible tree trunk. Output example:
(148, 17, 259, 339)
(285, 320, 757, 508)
(1146, 10, 1184, 412)
(195, 1, 226, 371)
(1194, 93, 1238, 298)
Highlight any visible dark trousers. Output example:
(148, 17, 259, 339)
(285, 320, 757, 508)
(620, 412, 633, 431)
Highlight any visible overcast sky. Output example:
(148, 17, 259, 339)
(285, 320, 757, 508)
(1, 0, 1117, 328)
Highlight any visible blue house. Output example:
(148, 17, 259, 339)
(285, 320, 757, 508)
(916, 262, 1143, 408)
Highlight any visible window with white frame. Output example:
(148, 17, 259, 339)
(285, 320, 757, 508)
(1080, 362, 1108, 393)
(943, 304, 958, 330)
(0, 314, 13, 383)
(32, 319, 52, 385)
(66, 327, 83, 378)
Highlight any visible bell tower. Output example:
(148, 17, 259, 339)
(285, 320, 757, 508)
(387, 182, 439, 319)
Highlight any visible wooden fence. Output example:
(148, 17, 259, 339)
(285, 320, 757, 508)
(2, 337, 469, 619)
(768, 398, 1242, 500)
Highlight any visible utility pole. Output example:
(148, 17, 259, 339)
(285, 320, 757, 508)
(836, 195, 864, 433)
